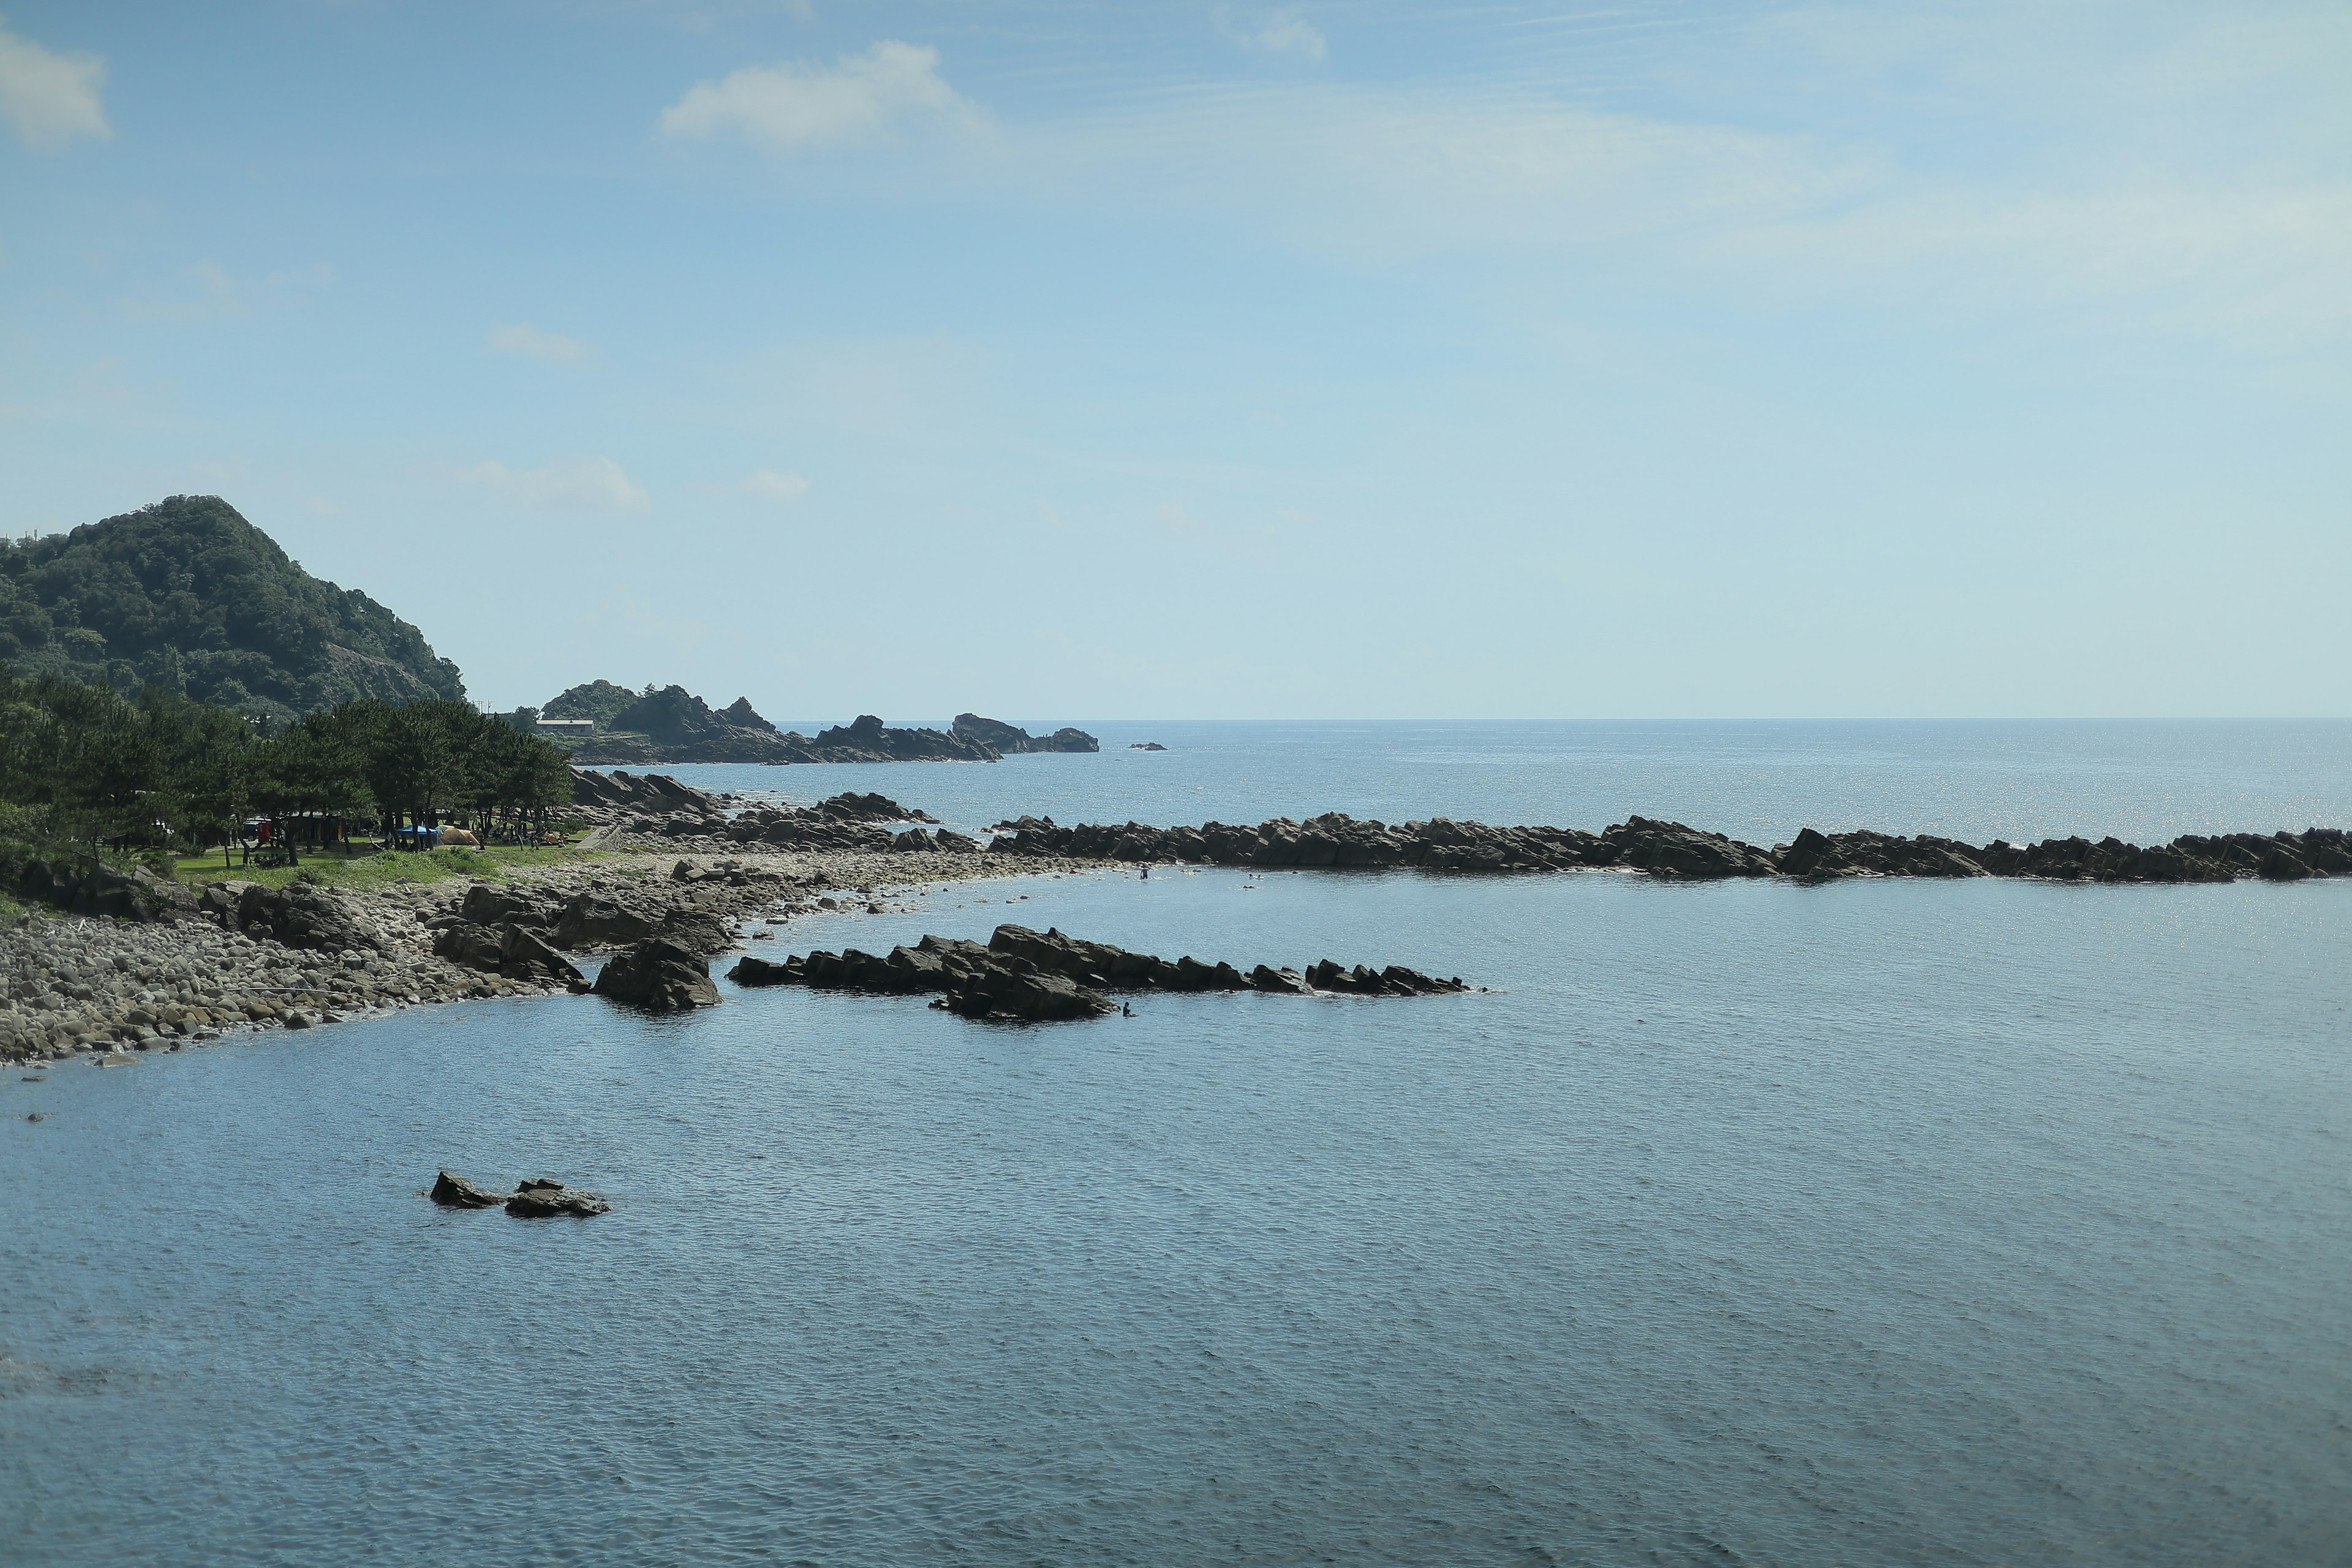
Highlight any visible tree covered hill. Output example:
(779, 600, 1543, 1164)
(0, 495, 466, 720)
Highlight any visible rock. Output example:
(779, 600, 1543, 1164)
(504, 1178, 611, 1218)
(943, 962, 1115, 1022)
(1248, 964, 1314, 995)
(499, 923, 586, 987)
(726, 954, 799, 986)
(1128, 742, 1168, 751)
(592, 939, 720, 1012)
(430, 1170, 507, 1208)
(460, 883, 551, 926)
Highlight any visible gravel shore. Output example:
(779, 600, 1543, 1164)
(0, 846, 1027, 1065)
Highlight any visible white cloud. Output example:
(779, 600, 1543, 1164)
(740, 469, 810, 503)
(1221, 9, 1327, 61)
(463, 456, 648, 513)
(656, 40, 978, 156)
(0, 22, 108, 148)
(486, 322, 597, 365)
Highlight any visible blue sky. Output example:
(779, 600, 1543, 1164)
(2, 1, 2346, 719)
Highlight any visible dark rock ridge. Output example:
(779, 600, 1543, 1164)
(951, 714, 1101, 755)
(592, 938, 720, 1012)
(1129, 742, 1167, 751)
(983, 812, 2352, 884)
(728, 922, 1468, 1022)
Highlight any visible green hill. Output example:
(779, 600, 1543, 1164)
(0, 495, 466, 720)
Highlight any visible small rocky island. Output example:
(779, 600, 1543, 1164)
(729, 922, 1469, 1021)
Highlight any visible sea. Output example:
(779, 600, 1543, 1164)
(4, 720, 2349, 1566)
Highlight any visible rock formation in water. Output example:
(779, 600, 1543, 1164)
(982, 812, 2352, 884)
(727, 922, 1468, 1022)
(592, 938, 721, 1012)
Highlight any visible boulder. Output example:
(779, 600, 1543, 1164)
(429, 1170, 507, 1208)
(499, 923, 586, 987)
(461, 883, 550, 925)
(592, 939, 719, 1012)
(504, 1178, 611, 1218)
(234, 882, 383, 952)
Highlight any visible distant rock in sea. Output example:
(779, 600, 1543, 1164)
(1128, 742, 1167, 751)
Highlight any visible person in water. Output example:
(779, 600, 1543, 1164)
(1121, 1003, 1134, 1017)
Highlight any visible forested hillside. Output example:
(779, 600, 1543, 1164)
(0, 496, 466, 720)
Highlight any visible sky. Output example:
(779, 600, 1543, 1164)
(1, 1, 2347, 721)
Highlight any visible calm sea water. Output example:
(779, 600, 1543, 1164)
(4, 722, 2350, 1566)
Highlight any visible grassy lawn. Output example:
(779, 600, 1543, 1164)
(170, 842, 608, 892)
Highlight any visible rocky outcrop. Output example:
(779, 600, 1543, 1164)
(505, 1178, 611, 1218)
(592, 938, 719, 1012)
(429, 1170, 507, 1208)
(983, 812, 2352, 886)
(951, 714, 1101, 755)
(727, 924, 1467, 1022)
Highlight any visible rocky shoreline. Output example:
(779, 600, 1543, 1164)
(0, 837, 1029, 1066)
